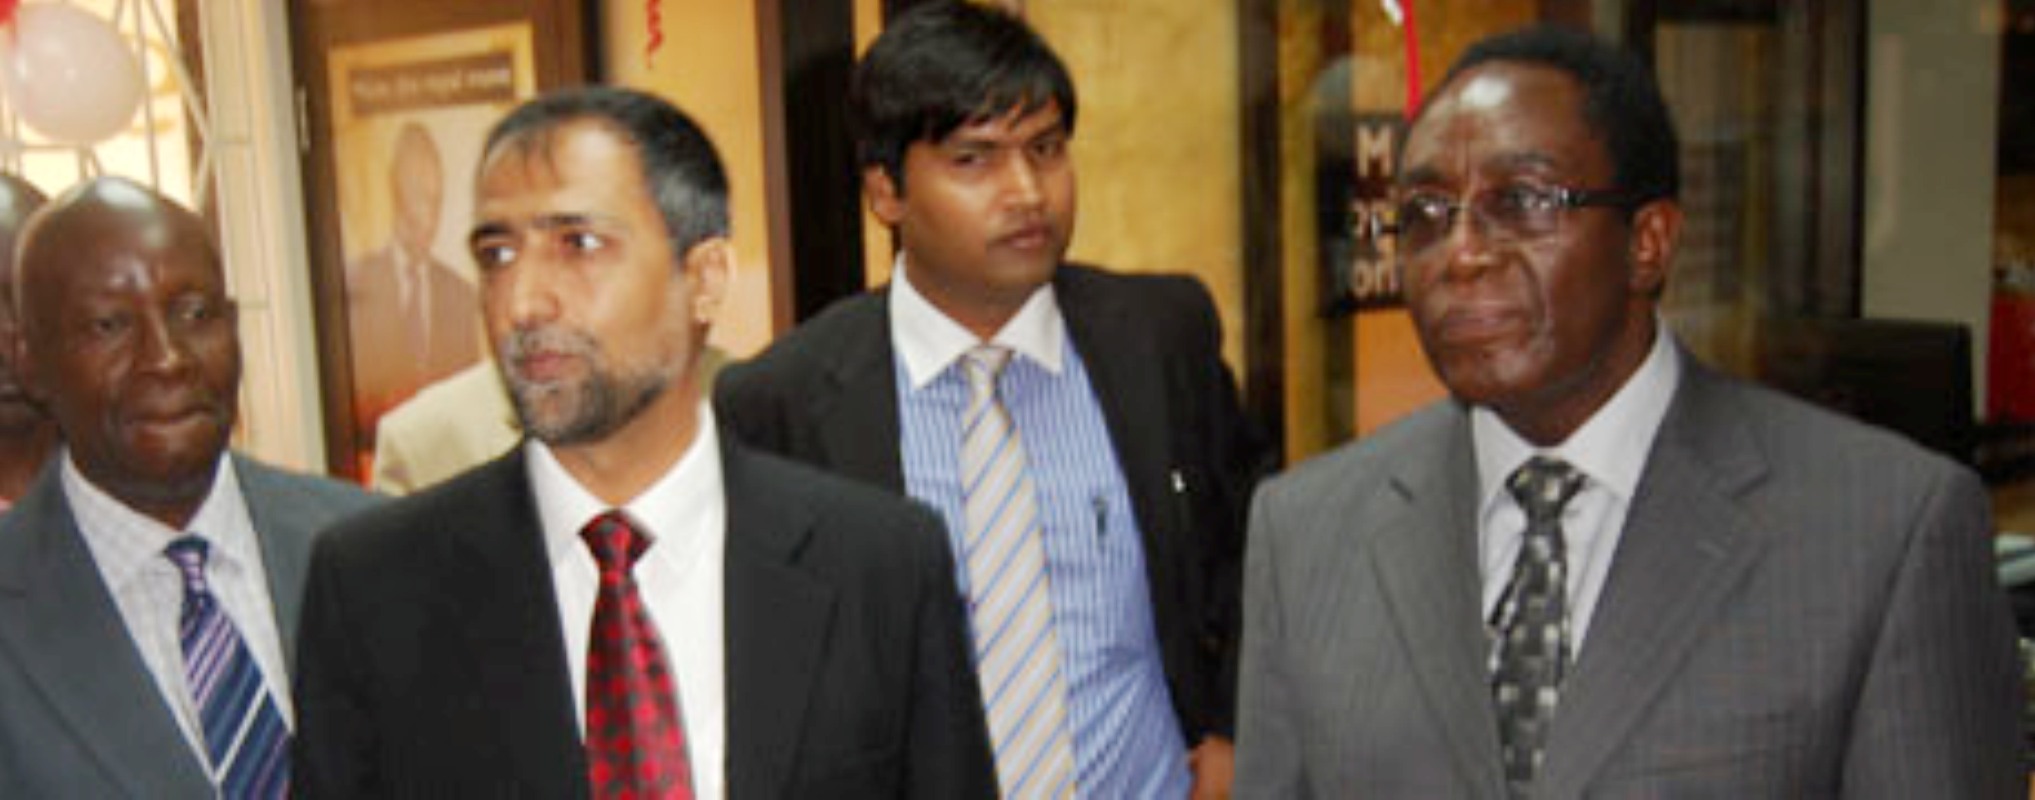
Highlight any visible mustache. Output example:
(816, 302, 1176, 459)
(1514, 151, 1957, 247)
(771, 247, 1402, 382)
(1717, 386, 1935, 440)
(499, 325, 599, 367)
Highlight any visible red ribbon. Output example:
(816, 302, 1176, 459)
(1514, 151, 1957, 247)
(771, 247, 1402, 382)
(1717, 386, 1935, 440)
(1401, 0, 1422, 118)
(645, 0, 665, 69)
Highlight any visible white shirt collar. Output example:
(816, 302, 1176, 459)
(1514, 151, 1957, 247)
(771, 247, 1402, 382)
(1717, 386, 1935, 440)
(888, 253, 1064, 390)
(526, 403, 726, 570)
(63, 450, 255, 588)
(1472, 318, 1682, 511)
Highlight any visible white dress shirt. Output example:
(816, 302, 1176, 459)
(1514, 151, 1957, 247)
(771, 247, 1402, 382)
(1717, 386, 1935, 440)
(889, 257, 1066, 385)
(65, 452, 293, 764)
(528, 406, 728, 800)
(1474, 321, 1681, 655)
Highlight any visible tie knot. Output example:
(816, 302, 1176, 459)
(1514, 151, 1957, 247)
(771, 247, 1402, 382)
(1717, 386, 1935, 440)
(1507, 457, 1586, 523)
(581, 511, 650, 575)
(164, 535, 211, 593)
(962, 345, 1013, 395)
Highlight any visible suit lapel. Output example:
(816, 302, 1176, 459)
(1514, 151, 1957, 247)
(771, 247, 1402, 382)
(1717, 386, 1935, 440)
(438, 452, 589, 791)
(234, 456, 316, 673)
(1539, 362, 1773, 798)
(0, 467, 210, 793)
(1058, 267, 1176, 548)
(812, 295, 907, 491)
(1366, 408, 1508, 796)
(721, 445, 836, 798)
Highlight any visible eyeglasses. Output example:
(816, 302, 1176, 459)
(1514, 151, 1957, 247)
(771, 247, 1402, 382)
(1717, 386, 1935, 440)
(1375, 184, 1637, 255)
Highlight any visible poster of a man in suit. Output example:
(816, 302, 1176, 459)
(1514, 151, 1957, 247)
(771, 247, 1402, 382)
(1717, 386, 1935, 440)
(327, 23, 534, 476)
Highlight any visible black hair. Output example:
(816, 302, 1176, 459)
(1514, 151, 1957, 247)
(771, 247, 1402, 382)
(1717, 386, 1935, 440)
(483, 86, 730, 255)
(851, 0, 1076, 183)
(1422, 24, 1679, 204)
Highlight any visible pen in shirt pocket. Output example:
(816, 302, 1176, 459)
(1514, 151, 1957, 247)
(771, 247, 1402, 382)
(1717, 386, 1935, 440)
(1093, 495, 1108, 540)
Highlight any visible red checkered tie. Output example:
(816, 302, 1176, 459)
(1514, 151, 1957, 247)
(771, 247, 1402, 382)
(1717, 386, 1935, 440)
(582, 511, 693, 799)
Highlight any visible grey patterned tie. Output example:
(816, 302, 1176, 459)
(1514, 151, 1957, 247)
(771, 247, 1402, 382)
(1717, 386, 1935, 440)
(1493, 457, 1586, 798)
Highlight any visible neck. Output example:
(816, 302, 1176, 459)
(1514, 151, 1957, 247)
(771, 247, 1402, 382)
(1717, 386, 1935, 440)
(550, 379, 702, 507)
(1496, 313, 1658, 447)
(0, 423, 56, 501)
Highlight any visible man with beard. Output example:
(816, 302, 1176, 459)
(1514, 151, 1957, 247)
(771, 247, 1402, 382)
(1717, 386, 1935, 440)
(0, 177, 378, 797)
(0, 173, 52, 512)
(293, 87, 995, 798)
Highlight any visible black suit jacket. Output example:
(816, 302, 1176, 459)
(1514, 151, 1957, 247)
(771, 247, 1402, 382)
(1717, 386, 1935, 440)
(293, 441, 995, 798)
(714, 264, 1273, 740)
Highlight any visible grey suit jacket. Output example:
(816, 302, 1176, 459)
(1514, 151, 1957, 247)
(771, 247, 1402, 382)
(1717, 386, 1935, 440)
(1236, 353, 2026, 798)
(0, 455, 378, 799)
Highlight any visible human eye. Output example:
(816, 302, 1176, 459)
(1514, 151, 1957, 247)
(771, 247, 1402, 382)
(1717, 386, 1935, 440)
(561, 229, 608, 254)
(1393, 192, 1455, 249)
(1028, 133, 1067, 161)
(947, 144, 991, 169)
(470, 238, 518, 272)
(85, 310, 132, 339)
(1396, 192, 1452, 228)
(170, 295, 221, 325)
(1493, 184, 1563, 215)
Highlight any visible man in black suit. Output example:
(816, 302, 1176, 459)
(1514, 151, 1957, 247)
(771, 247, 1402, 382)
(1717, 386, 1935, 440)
(715, 3, 1271, 796)
(294, 87, 995, 798)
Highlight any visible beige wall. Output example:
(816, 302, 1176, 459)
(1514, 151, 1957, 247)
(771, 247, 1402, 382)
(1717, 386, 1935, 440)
(1028, 0, 1247, 373)
(1862, 0, 2001, 409)
(603, 0, 775, 357)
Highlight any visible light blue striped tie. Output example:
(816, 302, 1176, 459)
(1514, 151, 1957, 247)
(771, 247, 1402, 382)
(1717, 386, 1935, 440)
(958, 346, 1076, 799)
(165, 536, 290, 799)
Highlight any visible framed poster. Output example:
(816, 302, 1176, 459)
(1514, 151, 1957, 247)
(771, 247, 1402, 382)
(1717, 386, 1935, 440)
(294, 0, 593, 479)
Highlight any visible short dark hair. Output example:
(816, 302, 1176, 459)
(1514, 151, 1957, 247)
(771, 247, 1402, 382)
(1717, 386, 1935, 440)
(483, 86, 730, 255)
(1422, 24, 1679, 204)
(851, 0, 1076, 182)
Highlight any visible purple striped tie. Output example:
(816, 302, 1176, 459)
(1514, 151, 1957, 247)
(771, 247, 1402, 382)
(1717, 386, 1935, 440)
(165, 536, 290, 798)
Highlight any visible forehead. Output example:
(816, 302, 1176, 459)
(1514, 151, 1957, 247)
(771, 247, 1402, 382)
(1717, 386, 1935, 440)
(937, 100, 1066, 146)
(475, 121, 650, 214)
(30, 208, 223, 301)
(1402, 62, 1607, 182)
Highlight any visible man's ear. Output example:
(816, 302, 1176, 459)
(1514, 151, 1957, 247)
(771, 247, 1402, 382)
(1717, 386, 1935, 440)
(5, 319, 45, 405)
(1628, 198, 1682, 298)
(864, 165, 905, 227)
(682, 236, 734, 326)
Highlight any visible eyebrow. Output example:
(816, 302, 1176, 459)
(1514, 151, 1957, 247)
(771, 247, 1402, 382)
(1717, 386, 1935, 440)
(467, 212, 621, 247)
(1398, 150, 1566, 187)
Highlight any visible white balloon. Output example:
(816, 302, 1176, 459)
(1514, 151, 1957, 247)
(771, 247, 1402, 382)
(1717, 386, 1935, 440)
(0, 3, 146, 145)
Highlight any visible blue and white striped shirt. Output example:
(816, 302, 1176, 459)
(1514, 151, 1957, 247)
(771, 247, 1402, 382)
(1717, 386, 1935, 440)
(891, 265, 1191, 798)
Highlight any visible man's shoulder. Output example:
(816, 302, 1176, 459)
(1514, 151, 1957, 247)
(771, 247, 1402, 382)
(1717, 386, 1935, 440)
(233, 455, 380, 517)
(315, 452, 525, 563)
(1057, 263, 1212, 311)
(717, 291, 888, 397)
(725, 445, 942, 559)
(759, 290, 888, 359)
(1673, 364, 1970, 483)
(1262, 401, 1461, 499)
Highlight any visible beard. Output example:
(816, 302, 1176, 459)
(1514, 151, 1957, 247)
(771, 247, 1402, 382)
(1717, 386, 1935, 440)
(497, 325, 681, 446)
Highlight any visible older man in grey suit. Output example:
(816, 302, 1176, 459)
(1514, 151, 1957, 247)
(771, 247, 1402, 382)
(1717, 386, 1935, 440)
(0, 177, 376, 798)
(1235, 25, 2025, 799)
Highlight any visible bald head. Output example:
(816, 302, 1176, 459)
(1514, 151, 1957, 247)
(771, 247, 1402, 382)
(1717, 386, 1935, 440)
(14, 177, 241, 528)
(390, 121, 445, 258)
(0, 173, 48, 289)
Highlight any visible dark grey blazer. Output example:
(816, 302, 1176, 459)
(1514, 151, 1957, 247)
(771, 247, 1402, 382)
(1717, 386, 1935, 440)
(1236, 352, 2027, 799)
(0, 455, 378, 798)
(292, 441, 996, 799)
